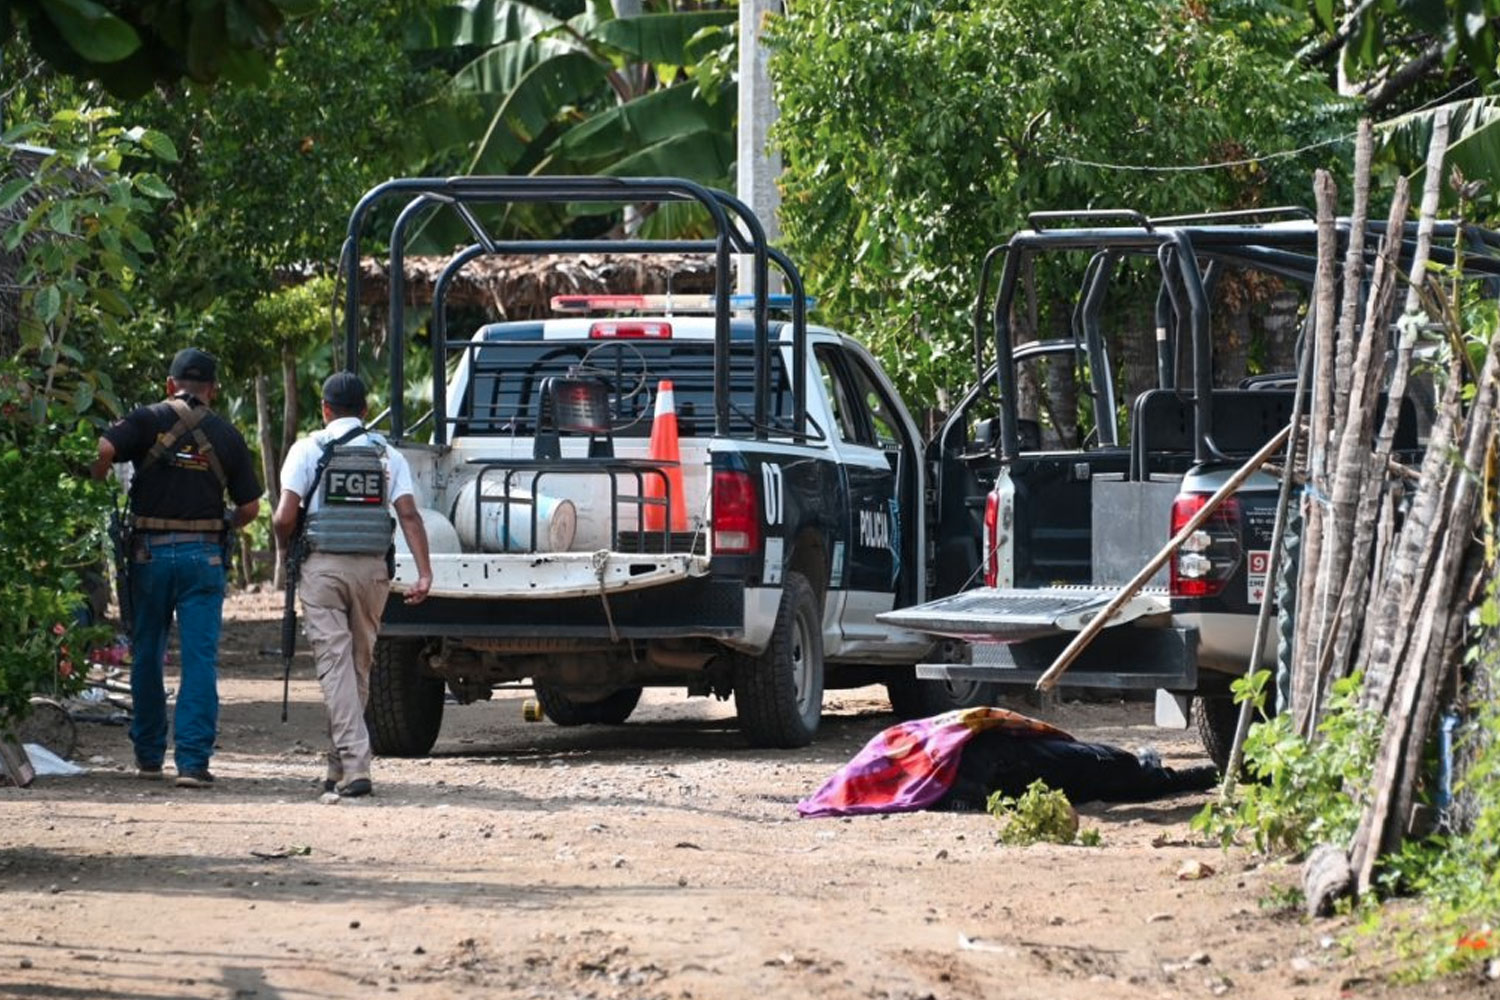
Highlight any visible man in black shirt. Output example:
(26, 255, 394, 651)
(91, 348, 262, 788)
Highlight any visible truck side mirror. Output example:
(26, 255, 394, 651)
(973, 416, 999, 449)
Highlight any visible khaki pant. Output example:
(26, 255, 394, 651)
(299, 550, 390, 784)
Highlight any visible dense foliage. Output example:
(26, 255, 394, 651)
(768, 0, 1347, 404)
(0, 108, 177, 720)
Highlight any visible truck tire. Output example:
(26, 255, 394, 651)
(534, 685, 643, 726)
(1193, 695, 1238, 773)
(365, 638, 444, 757)
(885, 676, 1003, 720)
(734, 571, 824, 748)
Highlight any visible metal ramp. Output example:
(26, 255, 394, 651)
(876, 585, 1171, 643)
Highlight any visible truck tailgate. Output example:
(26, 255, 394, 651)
(877, 585, 1172, 642)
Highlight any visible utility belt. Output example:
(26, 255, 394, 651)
(136, 530, 225, 545)
(131, 515, 227, 533)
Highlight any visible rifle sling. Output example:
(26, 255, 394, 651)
(132, 397, 232, 533)
(289, 424, 371, 566)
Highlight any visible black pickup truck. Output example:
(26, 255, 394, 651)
(884, 210, 1500, 766)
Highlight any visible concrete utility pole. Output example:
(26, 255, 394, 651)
(736, 0, 782, 294)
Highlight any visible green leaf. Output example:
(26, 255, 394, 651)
(18, 315, 47, 349)
(598, 128, 733, 183)
(1313, 0, 1335, 33)
(1, 121, 44, 144)
(72, 380, 94, 414)
(593, 11, 736, 66)
(467, 50, 607, 174)
(186, 1, 230, 82)
(1379, 97, 1500, 204)
(93, 287, 133, 317)
(133, 173, 176, 200)
(0, 177, 34, 213)
(451, 36, 577, 95)
(137, 129, 180, 163)
(552, 80, 735, 163)
(415, 0, 560, 49)
(38, 0, 142, 63)
(36, 285, 62, 323)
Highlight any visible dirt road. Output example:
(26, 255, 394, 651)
(0, 593, 1481, 999)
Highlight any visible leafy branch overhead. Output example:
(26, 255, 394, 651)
(406, 0, 737, 246)
(1, 0, 317, 97)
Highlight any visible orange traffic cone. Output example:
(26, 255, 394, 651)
(645, 379, 688, 532)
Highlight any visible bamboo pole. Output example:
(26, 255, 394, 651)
(1034, 424, 1291, 693)
(1332, 120, 1373, 428)
(1312, 179, 1410, 704)
(1353, 331, 1500, 890)
(1292, 172, 1341, 731)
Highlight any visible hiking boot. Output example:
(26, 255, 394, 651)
(175, 769, 216, 789)
(336, 777, 372, 798)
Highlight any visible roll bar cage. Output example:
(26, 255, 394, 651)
(969, 216, 1500, 465)
(337, 176, 809, 446)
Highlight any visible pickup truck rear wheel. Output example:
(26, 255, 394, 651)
(1193, 695, 1238, 773)
(734, 571, 824, 748)
(366, 638, 445, 757)
(534, 685, 643, 726)
(885, 676, 1003, 720)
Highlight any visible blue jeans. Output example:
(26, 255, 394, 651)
(129, 539, 226, 772)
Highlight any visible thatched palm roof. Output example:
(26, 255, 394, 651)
(357, 252, 727, 320)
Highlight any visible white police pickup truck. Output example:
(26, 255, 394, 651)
(337, 177, 953, 755)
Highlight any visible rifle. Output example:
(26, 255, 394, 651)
(280, 519, 306, 723)
(107, 499, 134, 640)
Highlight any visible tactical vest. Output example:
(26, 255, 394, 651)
(303, 440, 396, 555)
(131, 396, 231, 533)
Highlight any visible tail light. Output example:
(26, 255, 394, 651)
(589, 321, 671, 339)
(1169, 493, 1242, 598)
(711, 469, 759, 554)
(982, 490, 1000, 587)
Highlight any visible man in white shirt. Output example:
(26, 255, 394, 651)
(272, 372, 433, 797)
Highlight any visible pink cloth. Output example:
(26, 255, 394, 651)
(797, 707, 1073, 818)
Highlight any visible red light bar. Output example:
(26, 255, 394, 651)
(589, 321, 672, 339)
(553, 294, 655, 312)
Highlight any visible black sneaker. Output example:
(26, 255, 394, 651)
(321, 778, 338, 794)
(135, 761, 164, 780)
(336, 778, 372, 798)
(175, 769, 216, 789)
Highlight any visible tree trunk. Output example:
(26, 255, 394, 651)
(1045, 299, 1078, 449)
(255, 374, 283, 590)
(1109, 299, 1157, 424)
(280, 344, 299, 463)
(255, 374, 279, 502)
(1213, 292, 1252, 388)
(1259, 287, 1301, 375)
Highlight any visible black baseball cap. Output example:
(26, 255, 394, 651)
(169, 347, 217, 382)
(322, 371, 368, 411)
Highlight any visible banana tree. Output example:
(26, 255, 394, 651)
(1376, 96, 1500, 214)
(405, 0, 737, 246)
